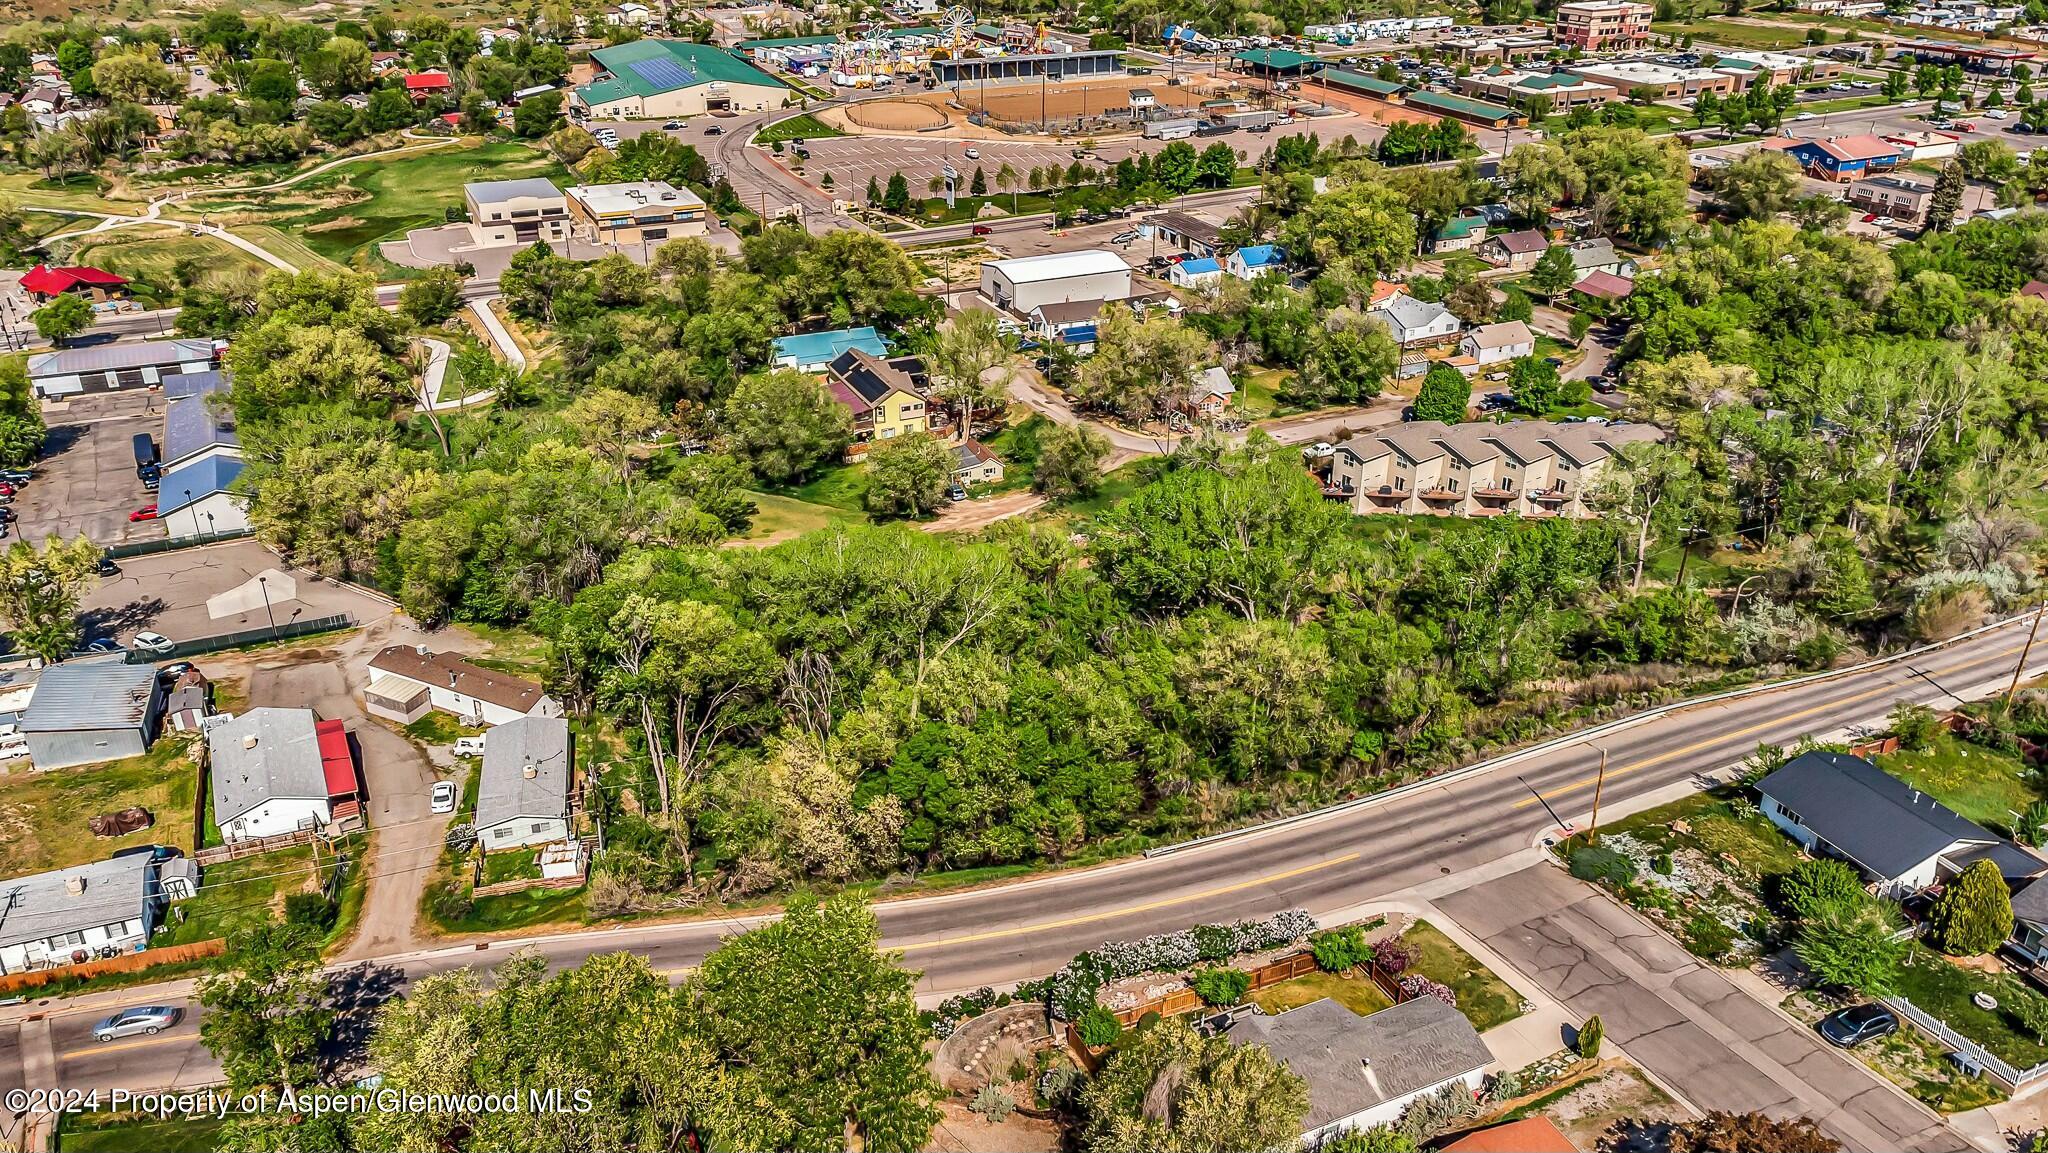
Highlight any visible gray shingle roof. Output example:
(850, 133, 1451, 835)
(21, 659, 159, 733)
(0, 854, 156, 953)
(1377, 292, 1458, 334)
(26, 338, 215, 379)
(476, 716, 570, 832)
(208, 708, 329, 826)
(1757, 751, 2043, 881)
(1226, 997, 1492, 1132)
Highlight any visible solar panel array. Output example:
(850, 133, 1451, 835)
(628, 56, 698, 91)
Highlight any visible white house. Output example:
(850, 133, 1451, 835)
(981, 250, 1132, 316)
(1227, 244, 1286, 281)
(1566, 238, 1634, 283)
(952, 440, 1006, 485)
(1369, 292, 1462, 348)
(366, 645, 564, 728)
(0, 851, 198, 975)
(1223, 997, 1492, 1144)
(605, 1, 653, 25)
(159, 454, 249, 542)
(1460, 321, 1535, 366)
(208, 708, 360, 842)
(1169, 256, 1224, 289)
(475, 715, 573, 852)
(1756, 751, 2046, 899)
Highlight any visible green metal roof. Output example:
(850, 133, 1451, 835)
(584, 39, 788, 98)
(575, 78, 637, 107)
(1437, 215, 1485, 239)
(1234, 48, 1318, 71)
(1320, 68, 1406, 95)
(738, 34, 839, 50)
(1520, 72, 1590, 90)
(1404, 88, 1516, 123)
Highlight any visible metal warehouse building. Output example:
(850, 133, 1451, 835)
(21, 658, 164, 770)
(979, 250, 1133, 316)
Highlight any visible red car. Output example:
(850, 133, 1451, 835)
(971, 224, 993, 236)
(1862, 213, 1878, 222)
(128, 504, 158, 522)
(1957, 122, 1976, 132)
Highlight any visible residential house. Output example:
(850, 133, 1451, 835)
(1460, 321, 1535, 366)
(26, 338, 216, 400)
(1846, 173, 1937, 222)
(1573, 270, 1636, 306)
(20, 659, 163, 770)
(826, 348, 931, 444)
(1552, 0, 1652, 51)
(1369, 292, 1462, 349)
(605, 1, 654, 25)
(158, 454, 249, 541)
(19, 264, 127, 303)
(463, 178, 570, 248)
(208, 708, 360, 841)
(769, 325, 889, 372)
(1432, 215, 1489, 253)
(0, 667, 39, 735)
(1566, 238, 1633, 283)
(1029, 299, 1110, 348)
(573, 40, 788, 120)
(0, 850, 198, 975)
(1141, 211, 1226, 260)
(366, 645, 564, 727)
(565, 180, 708, 245)
(1756, 750, 2046, 898)
(1775, 134, 1902, 181)
(404, 71, 454, 102)
(952, 440, 1005, 485)
(1186, 365, 1236, 416)
(1480, 229, 1548, 272)
(164, 668, 212, 733)
(1222, 997, 1493, 1143)
(981, 250, 1132, 317)
(1168, 256, 1224, 288)
(475, 716, 573, 851)
(1227, 244, 1286, 281)
(1326, 419, 1662, 519)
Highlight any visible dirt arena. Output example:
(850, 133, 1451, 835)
(842, 99, 953, 131)
(1302, 81, 1445, 126)
(961, 72, 1238, 122)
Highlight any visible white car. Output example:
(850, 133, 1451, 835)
(453, 734, 487, 757)
(130, 631, 174, 655)
(963, 147, 980, 159)
(430, 780, 458, 815)
(1983, 109, 2010, 120)
(1304, 442, 1336, 458)
(1795, 111, 1815, 121)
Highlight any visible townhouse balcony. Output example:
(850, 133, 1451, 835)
(1418, 487, 1463, 502)
(1362, 485, 1408, 504)
(1472, 485, 1516, 501)
(1526, 487, 1570, 504)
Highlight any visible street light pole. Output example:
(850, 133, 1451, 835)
(183, 489, 198, 539)
(1587, 746, 1609, 844)
(2007, 601, 2048, 706)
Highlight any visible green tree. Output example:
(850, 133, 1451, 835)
(1323, 1127, 1418, 1153)
(1710, 149, 1804, 221)
(969, 165, 986, 195)
(196, 922, 332, 1094)
(397, 266, 465, 327)
(1577, 1013, 1603, 1058)
(1078, 1004, 1123, 1046)
(1196, 141, 1237, 188)
(512, 89, 563, 137)
(723, 369, 852, 484)
(1794, 912, 1906, 994)
(1296, 309, 1397, 406)
(1507, 355, 1562, 415)
(864, 431, 957, 518)
(689, 894, 942, 1151)
(32, 293, 93, 344)
(1275, 174, 1417, 278)
(1081, 1016, 1309, 1153)
(1033, 422, 1110, 501)
(1529, 244, 1579, 302)
(0, 535, 103, 660)
(1190, 967, 1251, 1006)
(883, 170, 910, 212)
(1412, 364, 1473, 423)
(1925, 160, 1965, 234)
(1927, 858, 2013, 955)
(1779, 858, 1867, 921)
(1592, 441, 1702, 590)
(929, 308, 1010, 442)
(1074, 307, 1213, 423)
(1154, 140, 1200, 192)
(562, 387, 662, 488)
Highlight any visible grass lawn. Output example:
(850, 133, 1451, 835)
(1058, 457, 1158, 519)
(783, 461, 872, 514)
(1539, 105, 1694, 136)
(742, 490, 861, 543)
(460, 622, 553, 678)
(1894, 945, 2048, 1071)
(0, 738, 199, 877)
(481, 849, 544, 885)
(1640, 538, 1749, 589)
(405, 711, 487, 746)
(56, 1112, 226, 1153)
(1238, 367, 1294, 419)
(756, 113, 846, 144)
(981, 412, 1051, 494)
(1251, 970, 1395, 1018)
(1802, 93, 1908, 115)
(1650, 19, 1814, 49)
(66, 228, 274, 303)
(1403, 919, 1524, 1032)
(1603, 788, 1806, 882)
(1877, 734, 2039, 839)
(442, 883, 588, 932)
(163, 844, 318, 945)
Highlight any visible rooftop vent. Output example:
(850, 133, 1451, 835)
(65, 875, 85, 896)
(243, 734, 259, 749)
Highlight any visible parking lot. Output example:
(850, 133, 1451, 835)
(18, 390, 167, 547)
(76, 537, 397, 650)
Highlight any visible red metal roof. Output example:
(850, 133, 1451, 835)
(1575, 269, 1635, 300)
(19, 264, 128, 295)
(1810, 134, 1898, 163)
(314, 719, 357, 798)
(404, 71, 452, 90)
(1441, 1118, 1578, 1153)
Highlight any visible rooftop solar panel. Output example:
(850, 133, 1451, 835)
(628, 57, 697, 91)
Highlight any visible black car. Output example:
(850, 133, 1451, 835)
(1592, 378, 1618, 394)
(1818, 1003, 1897, 1048)
(94, 556, 119, 576)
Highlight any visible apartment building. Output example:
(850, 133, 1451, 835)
(1553, 1, 1653, 51)
(1326, 419, 1662, 519)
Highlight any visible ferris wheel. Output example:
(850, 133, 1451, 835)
(940, 5, 975, 56)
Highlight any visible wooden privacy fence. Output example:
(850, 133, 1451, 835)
(0, 940, 224, 996)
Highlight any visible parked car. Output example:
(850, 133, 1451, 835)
(83, 637, 123, 654)
(1111, 230, 1140, 244)
(1984, 109, 2010, 120)
(972, 224, 993, 236)
(947, 484, 967, 503)
(1592, 378, 1618, 394)
(431, 780, 458, 814)
(661, 120, 683, 129)
(0, 470, 31, 485)
(131, 631, 175, 655)
(963, 147, 980, 159)
(1818, 1003, 1897, 1048)
(454, 734, 488, 757)
(129, 504, 158, 522)
(704, 124, 723, 135)
(95, 555, 119, 577)
(1862, 212, 1879, 223)
(1303, 442, 1336, 458)
(157, 661, 193, 681)
(93, 1006, 180, 1042)
(1795, 111, 1815, 121)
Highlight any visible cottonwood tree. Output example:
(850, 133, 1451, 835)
(1080, 1016, 1309, 1153)
(1710, 149, 1803, 221)
(31, 293, 92, 344)
(722, 369, 852, 484)
(1592, 441, 1702, 590)
(864, 431, 956, 518)
(1032, 423, 1111, 500)
(563, 386, 662, 490)
(197, 922, 333, 1095)
(929, 307, 1011, 441)
(1075, 307, 1214, 430)
(0, 535, 104, 660)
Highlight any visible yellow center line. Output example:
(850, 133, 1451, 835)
(1511, 643, 2029, 810)
(893, 852, 1361, 953)
(60, 1033, 191, 1060)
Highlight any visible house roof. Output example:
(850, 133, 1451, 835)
(952, 439, 998, 471)
(1175, 257, 1223, 276)
(1465, 320, 1533, 350)
(2024, 280, 2048, 303)
(771, 326, 888, 366)
(1233, 47, 1317, 70)
(1376, 292, 1458, 334)
(27, 338, 214, 379)
(985, 249, 1130, 284)
(1225, 997, 1492, 1133)
(1195, 365, 1235, 398)
(1149, 211, 1225, 247)
(1437, 215, 1486, 240)
(476, 715, 571, 832)
(1033, 298, 1108, 325)
(1797, 133, 1899, 163)
(1567, 238, 1622, 270)
(208, 708, 339, 826)
(1234, 244, 1284, 269)
(368, 645, 550, 714)
(163, 387, 238, 466)
(1442, 1118, 1578, 1153)
(158, 454, 245, 515)
(2012, 875, 2048, 929)
(0, 853, 157, 954)
(737, 34, 841, 49)
(465, 177, 562, 204)
(1574, 269, 1635, 300)
(404, 70, 453, 89)
(583, 39, 785, 100)
(1855, 173, 1933, 197)
(19, 264, 127, 295)
(827, 348, 917, 413)
(1489, 229, 1549, 255)
(1756, 751, 2045, 880)
(21, 658, 158, 734)
(161, 369, 226, 400)
(316, 719, 354, 796)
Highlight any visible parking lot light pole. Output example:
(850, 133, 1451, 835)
(258, 574, 277, 636)
(184, 488, 199, 539)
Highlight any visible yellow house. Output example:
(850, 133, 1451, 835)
(827, 349, 934, 446)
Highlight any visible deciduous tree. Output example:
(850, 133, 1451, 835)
(722, 369, 852, 484)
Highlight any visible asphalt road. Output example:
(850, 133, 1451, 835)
(7, 611, 2044, 1125)
(1442, 866, 1966, 1153)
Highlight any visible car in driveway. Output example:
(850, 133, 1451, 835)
(1819, 1003, 1897, 1048)
(93, 1006, 180, 1042)
(431, 780, 458, 814)
(131, 631, 175, 655)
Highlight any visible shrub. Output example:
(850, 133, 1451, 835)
(1046, 909, 1315, 1019)
(1191, 922, 1235, 962)
(1778, 858, 1866, 922)
(1374, 940, 1415, 976)
(1928, 858, 2014, 955)
(1652, 853, 1674, 876)
(1077, 1005, 1122, 1047)
(1890, 701, 1944, 752)
(1577, 1013, 1604, 1059)
(1311, 925, 1371, 972)
(1192, 967, 1253, 1006)
(1036, 1061, 1083, 1108)
(1795, 913, 1905, 995)
(2020, 798, 2048, 848)
(1683, 915, 1737, 960)
(968, 1083, 1015, 1123)
(1398, 974, 1455, 1007)
(283, 891, 337, 931)
(1569, 845, 1636, 886)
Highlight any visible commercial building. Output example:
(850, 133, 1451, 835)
(1327, 419, 1662, 519)
(21, 659, 163, 770)
(0, 851, 198, 975)
(574, 40, 790, 119)
(26, 338, 217, 400)
(366, 645, 564, 728)
(1846, 173, 1937, 222)
(1141, 211, 1226, 259)
(1717, 49, 1840, 85)
(1553, 1, 1653, 51)
(476, 716, 573, 852)
(161, 374, 239, 471)
(565, 181, 708, 245)
(1568, 60, 1739, 99)
(1400, 89, 1519, 129)
(1459, 68, 1618, 110)
(1881, 129, 1961, 162)
(463, 178, 570, 248)
(1773, 133, 1902, 180)
(19, 264, 127, 303)
(1442, 35, 1554, 66)
(980, 250, 1132, 316)
(208, 708, 360, 841)
(159, 454, 250, 542)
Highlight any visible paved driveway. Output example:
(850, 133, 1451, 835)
(77, 538, 394, 650)
(1437, 865, 1965, 1153)
(19, 391, 169, 548)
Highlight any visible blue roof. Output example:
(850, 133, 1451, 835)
(1236, 244, 1284, 268)
(1178, 257, 1222, 275)
(159, 454, 245, 515)
(769, 326, 888, 367)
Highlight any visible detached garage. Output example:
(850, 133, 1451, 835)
(22, 659, 163, 770)
(980, 250, 1133, 317)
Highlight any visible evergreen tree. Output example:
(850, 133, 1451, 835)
(1925, 160, 1964, 233)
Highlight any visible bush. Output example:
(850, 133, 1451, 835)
(1577, 1013, 1604, 1059)
(969, 1083, 1015, 1123)
(1077, 1005, 1122, 1047)
(1191, 922, 1235, 962)
(1683, 915, 1737, 961)
(1927, 858, 2014, 955)
(1778, 858, 1867, 922)
(1036, 1061, 1082, 1108)
(1794, 912, 1905, 995)
(1046, 909, 1315, 1019)
(283, 891, 337, 931)
(1311, 925, 1371, 972)
(2020, 798, 2048, 848)
(1652, 853, 1674, 876)
(1192, 967, 1252, 1006)
(1890, 701, 1944, 752)
(1374, 940, 1415, 976)
(1398, 974, 1456, 1006)
(1569, 845, 1637, 886)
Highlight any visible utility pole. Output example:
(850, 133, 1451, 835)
(2008, 601, 2048, 706)
(1587, 746, 1609, 844)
